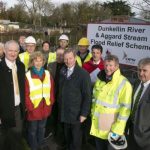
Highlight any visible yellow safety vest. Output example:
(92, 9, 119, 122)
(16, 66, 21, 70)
(19, 51, 30, 71)
(76, 52, 92, 67)
(90, 69, 132, 139)
(48, 52, 56, 64)
(26, 70, 51, 108)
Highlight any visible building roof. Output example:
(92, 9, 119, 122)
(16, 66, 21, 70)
(100, 16, 150, 24)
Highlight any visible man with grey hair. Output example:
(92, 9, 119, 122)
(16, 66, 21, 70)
(0, 40, 25, 150)
(90, 54, 132, 150)
(128, 57, 150, 150)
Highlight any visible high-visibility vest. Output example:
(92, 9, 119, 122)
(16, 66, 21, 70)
(26, 70, 51, 108)
(90, 69, 132, 139)
(47, 52, 56, 64)
(76, 56, 82, 67)
(19, 51, 30, 71)
(76, 52, 92, 67)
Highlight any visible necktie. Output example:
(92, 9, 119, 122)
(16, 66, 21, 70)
(12, 64, 19, 95)
(131, 83, 144, 122)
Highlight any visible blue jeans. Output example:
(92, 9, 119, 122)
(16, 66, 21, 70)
(28, 119, 47, 150)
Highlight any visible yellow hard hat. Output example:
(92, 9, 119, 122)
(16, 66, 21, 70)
(78, 37, 89, 46)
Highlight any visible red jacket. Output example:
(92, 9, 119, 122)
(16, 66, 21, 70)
(25, 70, 55, 121)
(82, 58, 104, 73)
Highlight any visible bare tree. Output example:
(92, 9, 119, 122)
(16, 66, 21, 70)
(140, 0, 150, 19)
(127, 0, 150, 19)
(17, 0, 54, 28)
(0, 1, 7, 19)
(6, 4, 30, 23)
(50, 0, 111, 27)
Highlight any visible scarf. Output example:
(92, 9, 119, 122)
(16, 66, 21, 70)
(32, 66, 44, 78)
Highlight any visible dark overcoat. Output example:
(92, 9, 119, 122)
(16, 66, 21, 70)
(58, 64, 92, 124)
(0, 58, 25, 128)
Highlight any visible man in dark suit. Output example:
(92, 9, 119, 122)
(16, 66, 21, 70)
(47, 48, 65, 135)
(58, 48, 92, 150)
(47, 47, 65, 147)
(0, 40, 25, 150)
(128, 57, 150, 150)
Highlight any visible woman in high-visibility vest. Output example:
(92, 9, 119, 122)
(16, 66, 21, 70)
(25, 51, 55, 150)
(41, 41, 57, 68)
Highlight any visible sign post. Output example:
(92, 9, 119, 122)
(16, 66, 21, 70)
(87, 23, 150, 66)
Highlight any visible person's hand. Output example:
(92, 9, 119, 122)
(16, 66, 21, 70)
(80, 116, 86, 123)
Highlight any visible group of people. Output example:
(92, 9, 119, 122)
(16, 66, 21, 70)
(0, 34, 150, 150)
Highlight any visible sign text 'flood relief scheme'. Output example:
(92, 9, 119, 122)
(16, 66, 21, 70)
(87, 23, 150, 66)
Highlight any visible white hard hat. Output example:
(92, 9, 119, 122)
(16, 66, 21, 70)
(25, 36, 36, 44)
(108, 132, 127, 149)
(59, 34, 69, 41)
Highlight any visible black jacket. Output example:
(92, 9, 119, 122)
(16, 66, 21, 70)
(48, 61, 65, 81)
(58, 64, 92, 124)
(0, 58, 25, 128)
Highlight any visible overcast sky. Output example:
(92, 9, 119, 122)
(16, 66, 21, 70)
(4, 0, 143, 16)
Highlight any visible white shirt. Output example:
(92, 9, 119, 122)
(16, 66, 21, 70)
(133, 80, 150, 106)
(5, 58, 20, 106)
(93, 60, 101, 65)
(90, 68, 101, 84)
(67, 66, 75, 78)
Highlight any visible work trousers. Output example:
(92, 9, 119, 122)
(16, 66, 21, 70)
(0, 106, 23, 150)
(64, 122, 82, 150)
(127, 122, 149, 150)
(95, 137, 115, 150)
